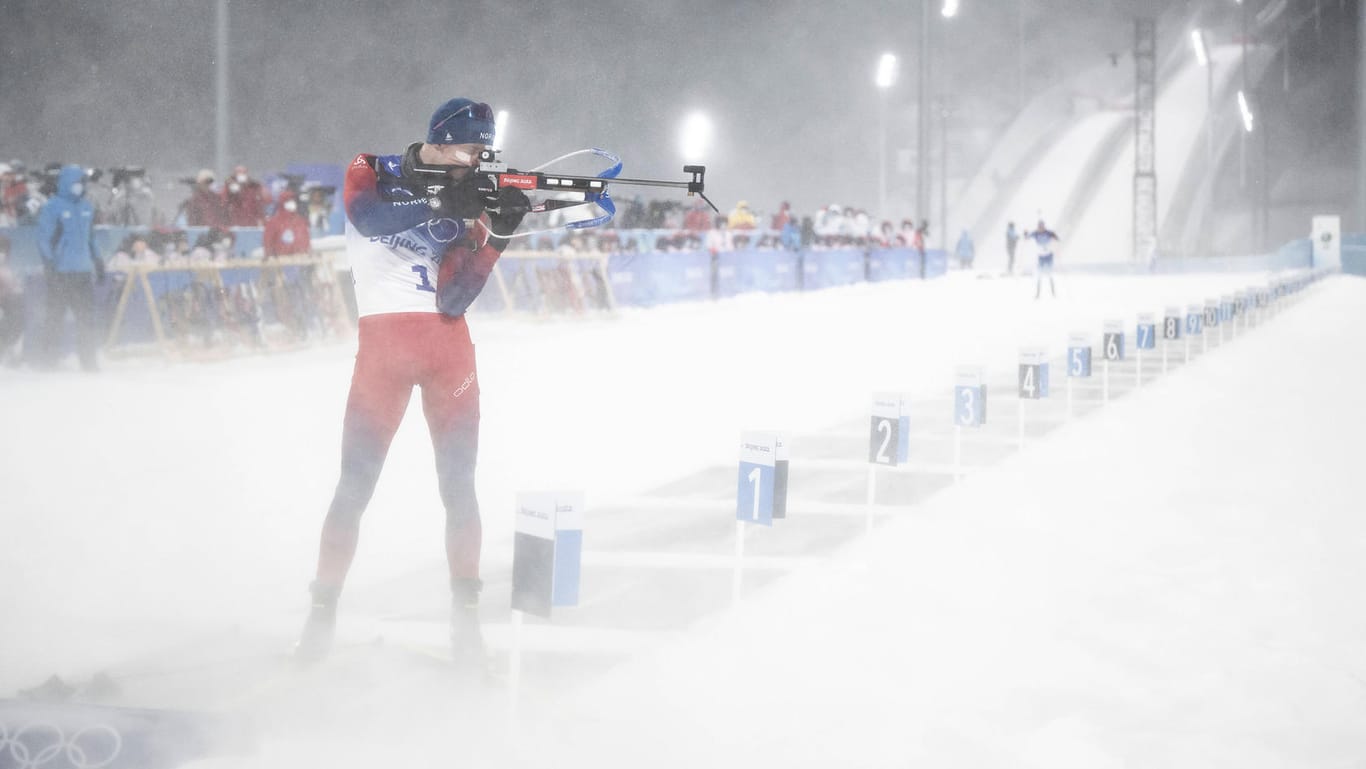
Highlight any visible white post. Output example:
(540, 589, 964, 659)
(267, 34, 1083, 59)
(732, 520, 746, 608)
(1102, 359, 1110, 405)
(953, 425, 963, 482)
(1162, 341, 1168, 374)
(866, 465, 878, 533)
(509, 610, 524, 714)
(1184, 334, 1190, 364)
(1066, 376, 1073, 419)
(1136, 348, 1143, 387)
(1017, 398, 1026, 450)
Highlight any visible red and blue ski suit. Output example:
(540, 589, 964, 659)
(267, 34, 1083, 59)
(314, 147, 501, 590)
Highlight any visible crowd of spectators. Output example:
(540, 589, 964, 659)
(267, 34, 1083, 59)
(521, 194, 937, 259)
(0, 158, 336, 234)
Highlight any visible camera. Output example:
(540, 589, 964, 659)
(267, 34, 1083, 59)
(108, 166, 146, 189)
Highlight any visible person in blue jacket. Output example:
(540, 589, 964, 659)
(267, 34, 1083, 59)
(36, 165, 104, 370)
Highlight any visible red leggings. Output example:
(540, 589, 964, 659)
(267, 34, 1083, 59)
(314, 312, 482, 588)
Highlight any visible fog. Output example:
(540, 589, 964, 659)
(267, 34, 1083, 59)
(3, 1, 1365, 767)
(2, 0, 1174, 217)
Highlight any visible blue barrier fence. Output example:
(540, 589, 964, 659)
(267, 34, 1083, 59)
(470, 246, 948, 313)
(6, 216, 1355, 360)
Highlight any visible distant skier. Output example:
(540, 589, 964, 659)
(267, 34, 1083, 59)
(954, 229, 975, 270)
(1027, 219, 1060, 299)
(296, 97, 529, 666)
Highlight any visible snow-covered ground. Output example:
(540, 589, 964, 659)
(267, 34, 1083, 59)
(2, 270, 1360, 767)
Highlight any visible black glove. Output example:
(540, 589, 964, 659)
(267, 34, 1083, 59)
(431, 174, 485, 220)
(484, 186, 530, 252)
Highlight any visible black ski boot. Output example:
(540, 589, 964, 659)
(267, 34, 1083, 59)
(450, 577, 488, 670)
(294, 581, 341, 664)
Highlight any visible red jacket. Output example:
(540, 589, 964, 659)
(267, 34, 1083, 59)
(263, 195, 311, 257)
(225, 180, 270, 227)
(185, 186, 228, 228)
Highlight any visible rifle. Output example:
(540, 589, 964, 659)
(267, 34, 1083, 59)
(471, 148, 719, 238)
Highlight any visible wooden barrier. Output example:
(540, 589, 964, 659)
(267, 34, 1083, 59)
(103, 253, 351, 360)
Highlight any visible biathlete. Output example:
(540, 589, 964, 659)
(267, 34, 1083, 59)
(296, 97, 528, 666)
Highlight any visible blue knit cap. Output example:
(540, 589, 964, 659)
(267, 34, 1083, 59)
(427, 98, 496, 145)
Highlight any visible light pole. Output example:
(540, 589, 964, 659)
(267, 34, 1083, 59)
(215, 0, 229, 180)
(1239, 0, 1253, 252)
(875, 53, 898, 219)
(916, 1, 958, 246)
(917, 0, 930, 224)
(1359, 0, 1366, 231)
(1238, 89, 1256, 250)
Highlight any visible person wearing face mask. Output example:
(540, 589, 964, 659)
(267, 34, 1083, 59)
(261, 189, 313, 337)
(263, 190, 310, 258)
(35, 165, 104, 371)
(224, 165, 270, 227)
(184, 169, 228, 229)
(295, 97, 530, 669)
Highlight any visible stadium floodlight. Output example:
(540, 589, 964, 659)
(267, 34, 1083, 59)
(1237, 90, 1254, 132)
(875, 52, 898, 89)
(492, 110, 509, 151)
(941, 0, 959, 18)
(1190, 29, 1209, 67)
(680, 112, 713, 163)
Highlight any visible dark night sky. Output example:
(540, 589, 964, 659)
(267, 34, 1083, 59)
(1, 0, 1227, 216)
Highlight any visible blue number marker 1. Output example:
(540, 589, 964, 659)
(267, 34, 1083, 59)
(737, 432, 777, 526)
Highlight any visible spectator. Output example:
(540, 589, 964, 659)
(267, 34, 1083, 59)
(36, 165, 104, 371)
(0, 163, 26, 226)
(770, 200, 792, 231)
(263, 190, 311, 258)
(912, 219, 928, 279)
(727, 200, 756, 230)
(781, 214, 802, 251)
(191, 227, 235, 261)
(305, 186, 333, 233)
(705, 215, 732, 255)
(955, 229, 975, 269)
(815, 204, 845, 247)
(1005, 220, 1020, 275)
(851, 208, 871, 247)
(727, 200, 755, 249)
(877, 220, 895, 248)
(184, 169, 228, 228)
(799, 215, 815, 250)
(162, 231, 192, 263)
(0, 235, 23, 365)
(682, 198, 713, 231)
(108, 235, 161, 271)
(897, 218, 915, 247)
(224, 165, 270, 227)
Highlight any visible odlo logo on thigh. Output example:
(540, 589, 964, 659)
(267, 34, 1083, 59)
(452, 371, 476, 399)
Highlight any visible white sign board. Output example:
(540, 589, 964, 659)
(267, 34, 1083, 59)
(1311, 215, 1341, 270)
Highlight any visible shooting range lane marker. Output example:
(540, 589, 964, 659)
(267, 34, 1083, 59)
(867, 393, 911, 531)
(735, 431, 780, 608)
